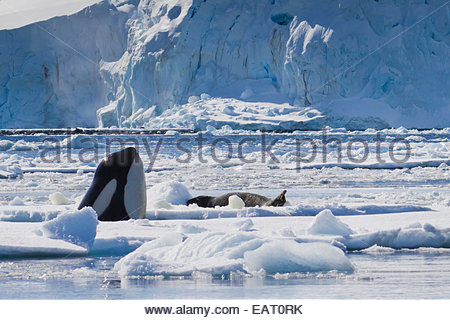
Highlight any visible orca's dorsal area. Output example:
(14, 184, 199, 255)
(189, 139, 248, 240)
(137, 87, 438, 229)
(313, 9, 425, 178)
(78, 147, 146, 221)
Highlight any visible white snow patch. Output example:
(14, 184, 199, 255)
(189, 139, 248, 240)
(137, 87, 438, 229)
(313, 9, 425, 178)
(244, 241, 354, 274)
(308, 209, 354, 236)
(147, 181, 192, 208)
(8, 196, 25, 206)
(233, 219, 255, 232)
(49, 192, 71, 205)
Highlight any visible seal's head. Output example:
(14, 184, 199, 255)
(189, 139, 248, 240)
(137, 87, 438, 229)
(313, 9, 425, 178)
(187, 195, 215, 208)
(266, 190, 287, 207)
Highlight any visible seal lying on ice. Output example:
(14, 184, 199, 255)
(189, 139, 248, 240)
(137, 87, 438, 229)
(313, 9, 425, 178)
(78, 147, 146, 221)
(187, 190, 287, 208)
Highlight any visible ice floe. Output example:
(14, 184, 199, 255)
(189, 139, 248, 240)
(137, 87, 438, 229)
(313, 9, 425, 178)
(114, 232, 354, 277)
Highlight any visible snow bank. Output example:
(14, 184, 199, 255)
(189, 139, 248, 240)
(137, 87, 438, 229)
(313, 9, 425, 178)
(114, 231, 353, 277)
(41, 207, 98, 250)
(147, 181, 192, 209)
(146, 203, 431, 220)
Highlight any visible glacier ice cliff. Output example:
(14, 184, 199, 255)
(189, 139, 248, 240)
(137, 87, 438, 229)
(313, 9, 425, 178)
(0, 0, 449, 129)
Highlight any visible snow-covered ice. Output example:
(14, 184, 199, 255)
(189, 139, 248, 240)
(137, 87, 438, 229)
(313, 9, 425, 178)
(41, 207, 98, 250)
(0, 0, 449, 300)
(147, 181, 192, 209)
(114, 232, 354, 277)
(0, 130, 448, 298)
(307, 209, 354, 236)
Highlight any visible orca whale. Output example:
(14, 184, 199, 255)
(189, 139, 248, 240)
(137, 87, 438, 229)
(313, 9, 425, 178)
(187, 190, 287, 208)
(78, 147, 146, 221)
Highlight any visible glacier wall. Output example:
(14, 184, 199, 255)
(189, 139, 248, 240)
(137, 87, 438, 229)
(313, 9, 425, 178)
(0, 0, 449, 129)
(0, 1, 128, 128)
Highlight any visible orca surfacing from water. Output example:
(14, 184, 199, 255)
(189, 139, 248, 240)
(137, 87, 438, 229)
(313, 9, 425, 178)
(78, 147, 146, 221)
(187, 190, 287, 208)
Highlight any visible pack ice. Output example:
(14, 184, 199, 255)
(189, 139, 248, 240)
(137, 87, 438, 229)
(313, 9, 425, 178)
(1, 181, 449, 277)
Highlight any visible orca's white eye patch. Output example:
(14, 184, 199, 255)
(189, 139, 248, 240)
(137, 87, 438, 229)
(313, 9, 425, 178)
(92, 179, 117, 217)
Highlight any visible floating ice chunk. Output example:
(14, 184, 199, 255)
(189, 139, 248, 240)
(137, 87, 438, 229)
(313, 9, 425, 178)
(244, 241, 354, 274)
(383, 224, 446, 249)
(394, 126, 409, 134)
(114, 232, 264, 277)
(49, 192, 71, 205)
(165, 130, 180, 136)
(114, 232, 185, 277)
(222, 106, 237, 116)
(0, 165, 23, 179)
(346, 232, 379, 251)
(205, 125, 217, 133)
(8, 197, 25, 206)
(438, 162, 448, 169)
(227, 195, 245, 209)
(346, 224, 450, 251)
(0, 140, 14, 151)
(61, 135, 103, 149)
(147, 181, 192, 208)
(361, 245, 396, 254)
(307, 209, 354, 236)
(41, 207, 98, 250)
(90, 237, 148, 256)
(114, 231, 354, 278)
(9, 140, 37, 151)
(192, 271, 213, 281)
